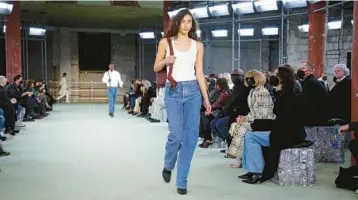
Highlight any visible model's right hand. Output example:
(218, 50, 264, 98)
(164, 56, 175, 65)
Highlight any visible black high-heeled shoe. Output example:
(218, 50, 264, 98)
(242, 174, 262, 184)
(200, 141, 213, 148)
(238, 172, 254, 179)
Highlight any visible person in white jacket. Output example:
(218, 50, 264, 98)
(102, 63, 123, 117)
(57, 73, 70, 103)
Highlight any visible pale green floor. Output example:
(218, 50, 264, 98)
(0, 104, 356, 200)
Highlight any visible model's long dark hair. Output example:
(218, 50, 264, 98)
(164, 9, 199, 41)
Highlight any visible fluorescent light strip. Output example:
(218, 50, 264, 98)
(282, 0, 307, 9)
(29, 27, 46, 36)
(208, 4, 229, 17)
(190, 6, 209, 19)
(139, 32, 155, 39)
(212, 30, 228, 37)
(327, 21, 342, 30)
(298, 24, 309, 32)
(254, 0, 278, 12)
(262, 27, 279, 36)
(232, 2, 254, 14)
(238, 28, 254, 36)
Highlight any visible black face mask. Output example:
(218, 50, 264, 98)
(333, 76, 337, 83)
(269, 76, 279, 87)
(231, 75, 244, 85)
(296, 69, 305, 80)
(322, 76, 327, 81)
(246, 77, 256, 88)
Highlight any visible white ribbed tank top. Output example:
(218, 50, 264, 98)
(166, 38, 197, 82)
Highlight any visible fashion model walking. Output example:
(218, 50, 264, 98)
(153, 9, 211, 195)
(102, 63, 123, 117)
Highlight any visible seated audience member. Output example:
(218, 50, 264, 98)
(138, 80, 155, 117)
(6, 75, 26, 127)
(0, 108, 6, 141)
(199, 78, 230, 148)
(222, 73, 234, 90)
(222, 69, 250, 150)
(326, 64, 351, 124)
(297, 61, 327, 126)
(318, 73, 329, 92)
(227, 70, 275, 168)
(339, 122, 358, 161)
(239, 64, 307, 184)
(0, 76, 18, 135)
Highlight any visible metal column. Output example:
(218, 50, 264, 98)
(237, 14, 241, 70)
(280, 5, 284, 64)
(231, 5, 235, 71)
(25, 31, 29, 80)
(44, 33, 48, 82)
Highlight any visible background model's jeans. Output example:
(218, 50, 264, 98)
(164, 80, 202, 189)
(107, 87, 118, 113)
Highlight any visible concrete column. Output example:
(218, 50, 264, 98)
(307, 2, 326, 77)
(5, 1, 21, 82)
(351, 1, 358, 166)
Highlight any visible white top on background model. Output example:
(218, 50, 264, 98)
(165, 38, 197, 82)
(102, 63, 123, 88)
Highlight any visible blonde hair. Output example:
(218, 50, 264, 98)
(244, 70, 266, 87)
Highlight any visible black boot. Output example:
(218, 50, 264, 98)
(162, 168, 171, 183)
(177, 188, 187, 195)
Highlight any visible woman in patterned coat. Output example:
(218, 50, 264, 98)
(227, 70, 275, 168)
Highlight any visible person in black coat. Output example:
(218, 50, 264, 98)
(222, 69, 250, 126)
(297, 61, 327, 126)
(326, 64, 351, 124)
(0, 76, 18, 135)
(239, 64, 307, 184)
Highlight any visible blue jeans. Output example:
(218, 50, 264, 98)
(130, 95, 136, 110)
(242, 131, 270, 173)
(164, 80, 202, 189)
(210, 116, 230, 140)
(17, 104, 23, 121)
(0, 108, 5, 130)
(107, 87, 118, 113)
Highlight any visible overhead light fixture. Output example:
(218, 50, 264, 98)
(190, 6, 209, 19)
(351, 20, 353, 25)
(262, 27, 279, 36)
(208, 4, 229, 17)
(282, 0, 307, 9)
(212, 29, 228, 37)
(3, 25, 5, 33)
(168, 8, 186, 19)
(232, 2, 255, 14)
(161, 32, 164, 37)
(196, 30, 201, 36)
(308, 0, 321, 4)
(238, 28, 254, 36)
(254, 0, 278, 12)
(0, 2, 13, 15)
(298, 24, 309, 32)
(29, 27, 46, 36)
(139, 32, 155, 39)
(328, 21, 342, 30)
